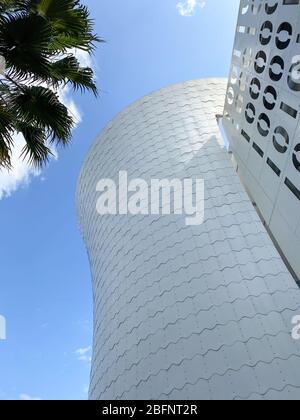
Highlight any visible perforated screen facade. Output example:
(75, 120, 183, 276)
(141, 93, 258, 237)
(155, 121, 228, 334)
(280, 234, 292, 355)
(223, 0, 300, 279)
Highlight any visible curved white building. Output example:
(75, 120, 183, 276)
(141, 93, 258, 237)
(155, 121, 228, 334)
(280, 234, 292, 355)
(77, 78, 300, 400)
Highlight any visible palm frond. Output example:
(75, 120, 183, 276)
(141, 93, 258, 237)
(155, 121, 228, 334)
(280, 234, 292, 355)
(0, 13, 52, 82)
(17, 121, 52, 167)
(0, 102, 14, 168)
(28, 0, 102, 52)
(50, 55, 97, 95)
(0, 1, 29, 14)
(10, 85, 74, 144)
(0, 0, 101, 170)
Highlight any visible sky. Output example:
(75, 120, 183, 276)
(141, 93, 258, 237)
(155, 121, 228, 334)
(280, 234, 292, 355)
(0, 0, 240, 400)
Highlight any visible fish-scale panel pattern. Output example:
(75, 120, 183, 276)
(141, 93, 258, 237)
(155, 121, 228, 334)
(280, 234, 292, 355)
(77, 79, 300, 400)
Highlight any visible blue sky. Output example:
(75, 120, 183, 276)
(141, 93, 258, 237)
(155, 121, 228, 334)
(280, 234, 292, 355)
(0, 0, 240, 400)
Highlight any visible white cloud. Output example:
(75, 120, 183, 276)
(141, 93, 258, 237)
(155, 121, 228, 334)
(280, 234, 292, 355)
(71, 48, 93, 69)
(20, 394, 42, 401)
(75, 346, 92, 363)
(176, 0, 206, 17)
(0, 48, 94, 200)
(76, 346, 91, 356)
(0, 134, 41, 200)
(59, 85, 82, 125)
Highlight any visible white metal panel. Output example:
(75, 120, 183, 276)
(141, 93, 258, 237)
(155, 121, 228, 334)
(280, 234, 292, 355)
(77, 79, 300, 400)
(224, 0, 300, 279)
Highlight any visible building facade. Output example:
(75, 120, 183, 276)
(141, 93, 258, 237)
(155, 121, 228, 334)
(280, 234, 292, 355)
(77, 78, 300, 400)
(224, 0, 300, 279)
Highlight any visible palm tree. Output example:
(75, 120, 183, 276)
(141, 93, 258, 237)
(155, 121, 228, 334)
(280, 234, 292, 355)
(0, 0, 101, 169)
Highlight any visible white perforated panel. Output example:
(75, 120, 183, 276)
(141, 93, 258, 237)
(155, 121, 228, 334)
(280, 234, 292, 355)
(223, 0, 300, 279)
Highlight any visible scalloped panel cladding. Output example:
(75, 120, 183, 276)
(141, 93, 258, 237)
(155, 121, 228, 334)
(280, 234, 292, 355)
(223, 0, 300, 279)
(77, 79, 300, 400)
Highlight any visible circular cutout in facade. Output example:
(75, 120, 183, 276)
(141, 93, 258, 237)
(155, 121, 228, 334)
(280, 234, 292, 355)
(251, 0, 262, 15)
(273, 126, 289, 153)
(255, 51, 267, 74)
(288, 58, 300, 92)
(276, 22, 293, 50)
(293, 144, 300, 172)
(227, 87, 234, 105)
(241, 0, 249, 15)
(265, 1, 278, 15)
(235, 94, 244, 114)
(257, 113, 270, 137)
(245, 103, 256, 124)
(269, 56, 284, 82)
(243, 47, 253, 68)
(239, 72, 248, 92)
(231, 67, 238, 85)
(260, 21, 273, 45)
(263, 85, 277, 110)
(250, 77, 261, 100)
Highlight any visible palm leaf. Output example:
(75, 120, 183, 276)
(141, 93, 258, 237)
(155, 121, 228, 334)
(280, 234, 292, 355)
(0, 102, 14, 168)
(10, 86, 74, 144)
(17, 121, 53, 167)
(0, 1, 29, 14)
(28, 0, 102, 52)
(0, 0, 100, 170)
(50, 55, 97, 95)
(0, 13, 52, 81)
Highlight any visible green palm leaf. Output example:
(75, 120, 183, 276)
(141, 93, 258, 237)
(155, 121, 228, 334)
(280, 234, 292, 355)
(0, 13, 52, 81)
(17, 121, 53, 167)
(28, 0, 102, 52)
(0, 102, 14, 168)
(10, 86, 74, 144)
(50, 55, 97, 95)
(0, 0, 100, 169)
(0, 1, 29, 14)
